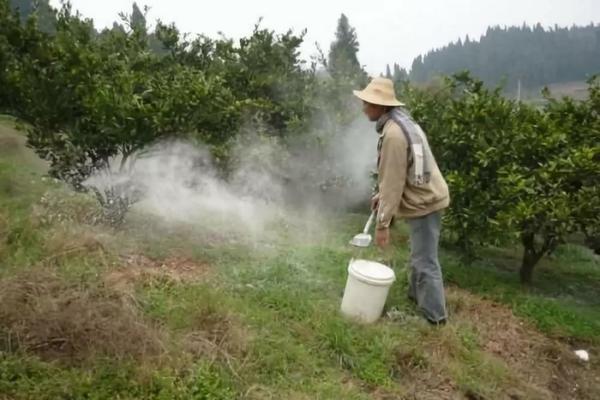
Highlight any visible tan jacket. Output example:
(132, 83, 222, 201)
(376, 119, 450, 229)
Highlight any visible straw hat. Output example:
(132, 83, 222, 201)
(353, 77, 405, 107)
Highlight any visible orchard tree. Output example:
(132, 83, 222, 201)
(406, 72, 600, 283)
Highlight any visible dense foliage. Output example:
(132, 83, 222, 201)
(1, 1, 598, 282)
(405, 73, 600, 282)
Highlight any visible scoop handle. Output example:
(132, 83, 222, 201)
(363, 211, 376, 234)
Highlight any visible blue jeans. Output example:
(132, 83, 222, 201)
(406, 211, 447, 322)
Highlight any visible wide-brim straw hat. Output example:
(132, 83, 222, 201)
(353, 77, 405, 107)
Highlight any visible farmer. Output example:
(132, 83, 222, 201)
(353, 77, 450, 325)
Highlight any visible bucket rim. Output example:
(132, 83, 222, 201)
(347, 259, 396, 286)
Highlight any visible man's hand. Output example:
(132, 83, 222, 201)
(375, 227, 390, 248)
(370, 193, 380, 211)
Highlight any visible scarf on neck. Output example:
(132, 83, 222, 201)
(376, 107, 432, 185)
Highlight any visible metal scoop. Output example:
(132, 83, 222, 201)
(350, 211, 376, 247)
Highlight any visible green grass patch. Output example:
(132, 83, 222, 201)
(443, 247, 600, 343)
(0, 354, 237, 400)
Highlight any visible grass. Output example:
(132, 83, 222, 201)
(442, 245, 600, 343)
(1, 118, 599, 399)
(513, 80, 589, 105)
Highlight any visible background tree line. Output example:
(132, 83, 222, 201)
(387, 24, 600, 91)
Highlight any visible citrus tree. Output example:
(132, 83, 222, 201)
(405, 73, 600, 283)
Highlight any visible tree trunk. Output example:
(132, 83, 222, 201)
(520, 231, 561, 284)
(520, 252, 536, 284)
(584, 233, 600, 255)
(119, 150, 131, 173)
(520, 232, 541, 284)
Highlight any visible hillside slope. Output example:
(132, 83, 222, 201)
(1, 118, 599, 399)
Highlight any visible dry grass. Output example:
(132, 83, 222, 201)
(103, 253, 249, 377)
(105, 254, 212, 294)
(0, 136, 20, 155)
(40, 225, 106, 266)
(0, 268, 246, 380)
(31, 189, 102, 228)
(182, 306, 251, 382)
(0, 249, 245, 372)
(375, 287, 600, 399)
(0, 269, 166, 365)
(445, 287, 600, 399)
(0, 211, 7, 258)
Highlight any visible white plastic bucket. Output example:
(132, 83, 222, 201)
(340, 259, 396, 323)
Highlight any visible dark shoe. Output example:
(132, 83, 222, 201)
(426, 318, 447, 326)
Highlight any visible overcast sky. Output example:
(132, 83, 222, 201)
(49, 0, 599, 74)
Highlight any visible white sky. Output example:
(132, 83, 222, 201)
(49, 0, 600, 74)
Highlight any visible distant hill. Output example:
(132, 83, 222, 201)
(9, 0, 55, 33)
(406, 24, 600, 91)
